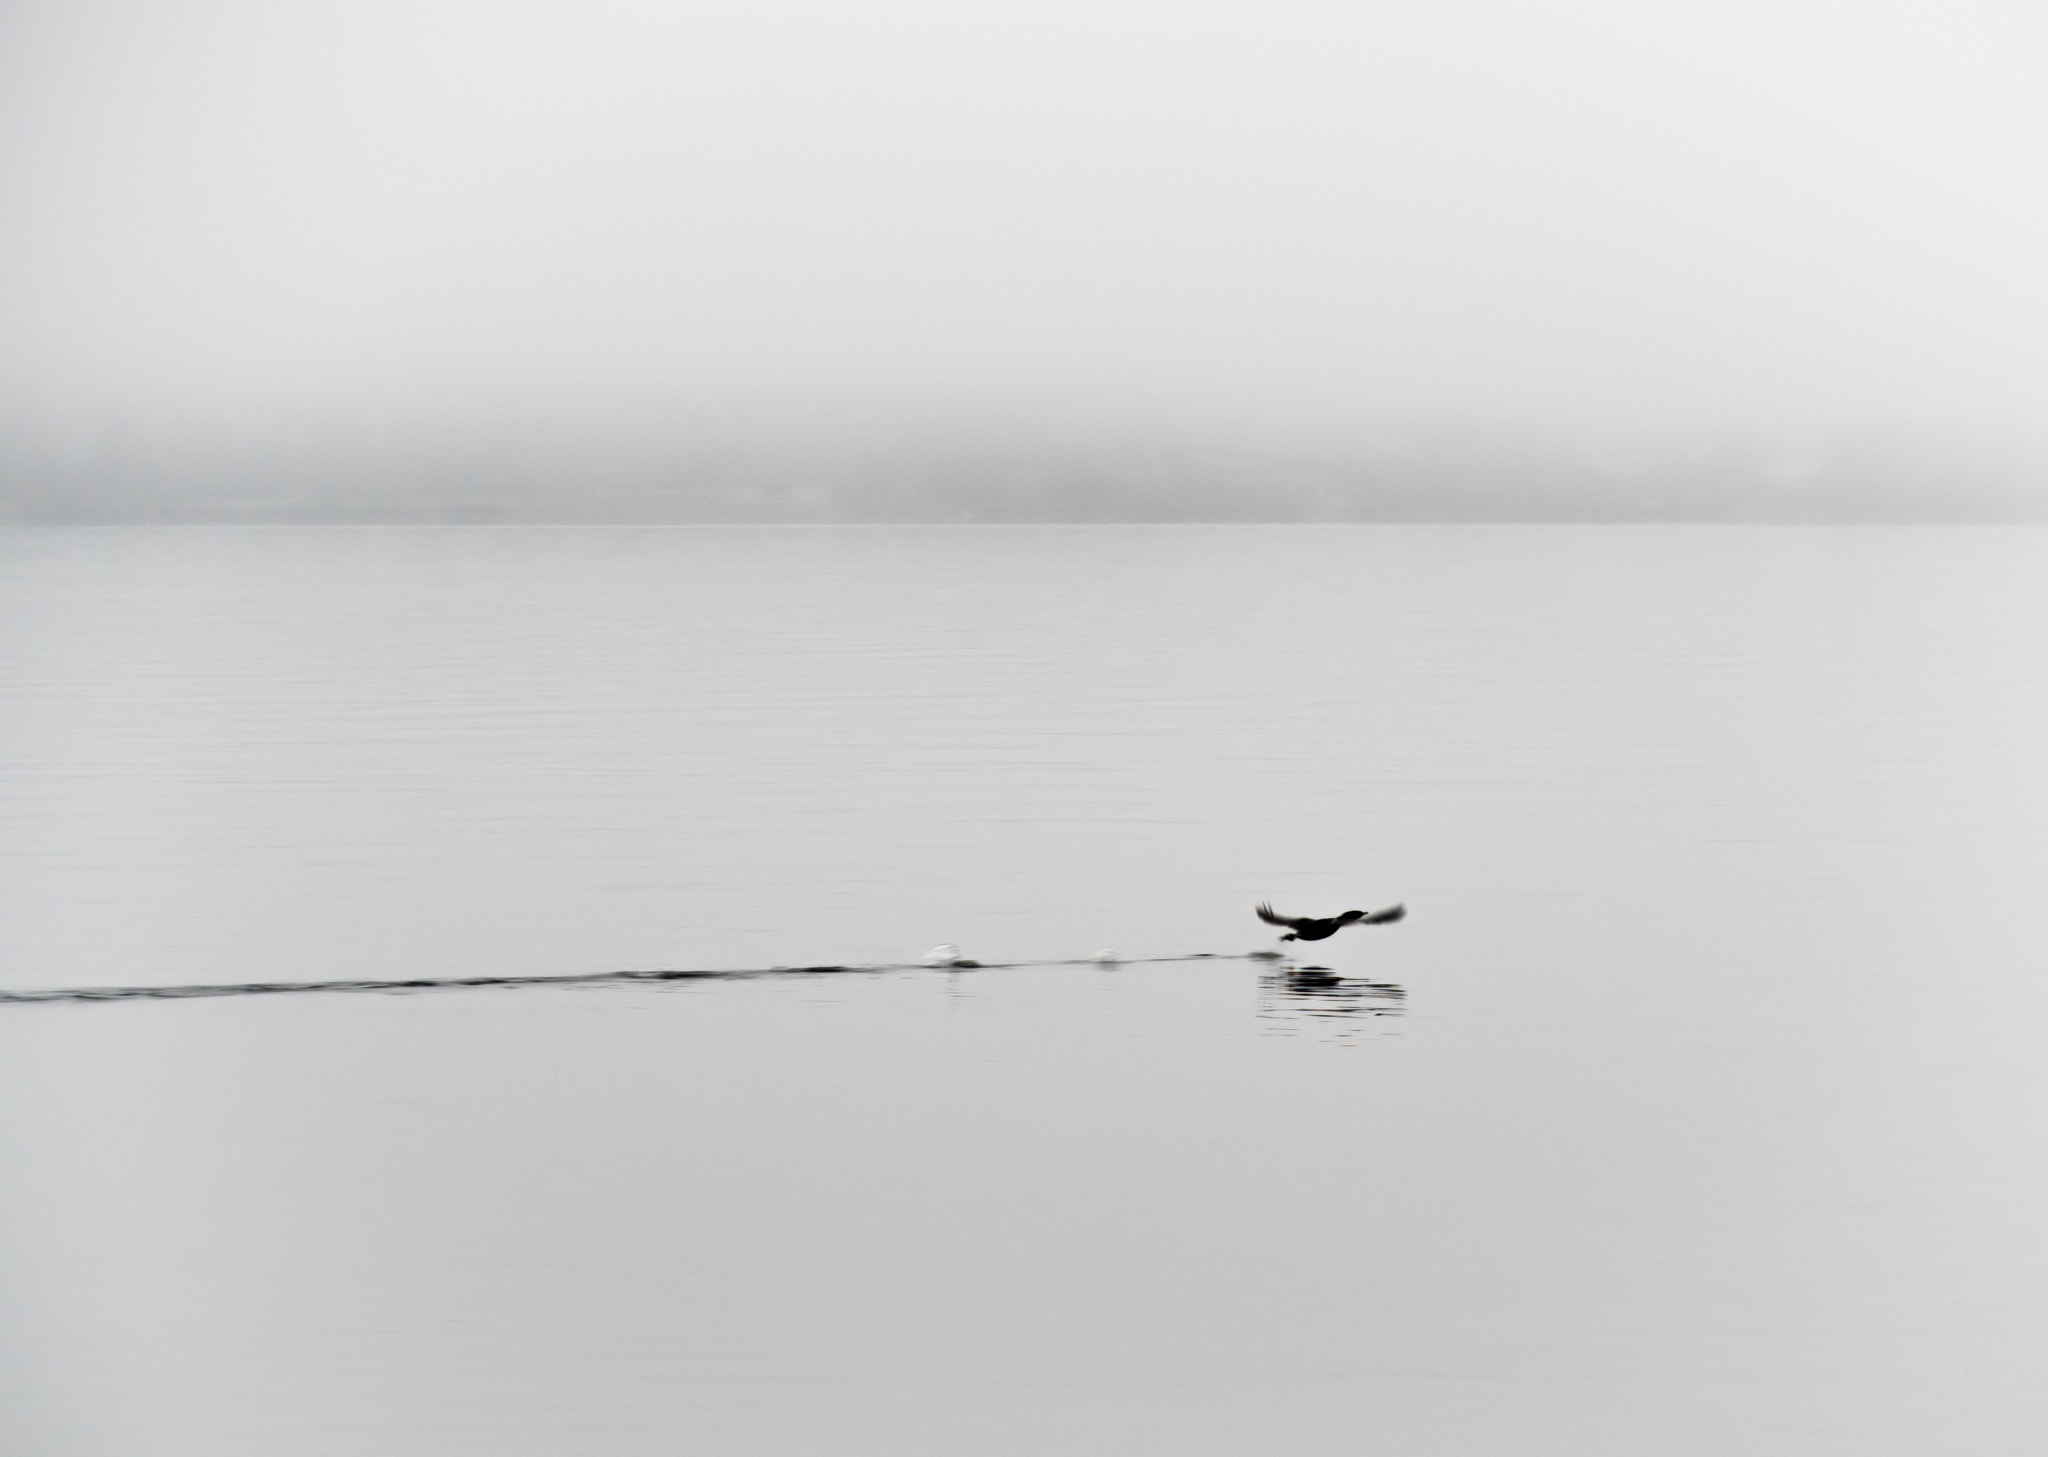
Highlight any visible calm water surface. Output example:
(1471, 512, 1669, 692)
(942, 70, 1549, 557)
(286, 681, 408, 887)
(2, 526, 2045, 1455)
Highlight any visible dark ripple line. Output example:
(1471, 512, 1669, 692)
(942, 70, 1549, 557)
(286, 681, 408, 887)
(0, 953, 1264, 1006)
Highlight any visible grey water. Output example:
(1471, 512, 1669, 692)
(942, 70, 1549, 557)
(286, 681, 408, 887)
(3, 525, 2045, 1456)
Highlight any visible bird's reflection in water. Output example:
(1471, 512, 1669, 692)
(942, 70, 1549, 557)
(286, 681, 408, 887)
(1259, 963, 1406, 1039)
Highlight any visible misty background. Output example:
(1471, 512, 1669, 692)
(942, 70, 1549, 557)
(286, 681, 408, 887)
(3, 0, 2046, 522)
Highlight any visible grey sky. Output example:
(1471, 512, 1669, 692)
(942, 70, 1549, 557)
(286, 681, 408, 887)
(4, 0, 2046, 491)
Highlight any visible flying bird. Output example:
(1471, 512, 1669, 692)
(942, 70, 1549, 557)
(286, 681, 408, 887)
(1256, 901, 1406, 942)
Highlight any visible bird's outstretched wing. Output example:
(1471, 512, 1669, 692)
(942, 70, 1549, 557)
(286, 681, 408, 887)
(1255, 902, 1307, 930)
(1357, 903, 1406, 925)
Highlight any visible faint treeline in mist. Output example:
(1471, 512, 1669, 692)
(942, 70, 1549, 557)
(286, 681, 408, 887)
(1, 426, 2042, 524)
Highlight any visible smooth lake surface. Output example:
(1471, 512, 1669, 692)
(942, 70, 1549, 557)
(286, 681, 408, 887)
(3, 525, 2046, 1455)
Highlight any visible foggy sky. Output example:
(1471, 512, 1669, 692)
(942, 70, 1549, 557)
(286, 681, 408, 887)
(4, 0, 2047, 518)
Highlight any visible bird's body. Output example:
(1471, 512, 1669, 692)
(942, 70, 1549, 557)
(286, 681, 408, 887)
(1256, 901, 1405, 941)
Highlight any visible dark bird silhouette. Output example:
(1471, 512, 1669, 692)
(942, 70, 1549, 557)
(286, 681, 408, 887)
(1256, 901, 1406, 941)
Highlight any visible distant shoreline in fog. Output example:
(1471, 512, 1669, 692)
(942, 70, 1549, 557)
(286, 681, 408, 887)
(4, 431, 2044, 525)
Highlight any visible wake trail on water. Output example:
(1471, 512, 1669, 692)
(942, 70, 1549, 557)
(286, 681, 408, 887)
(0, 953, 1287, 1006)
